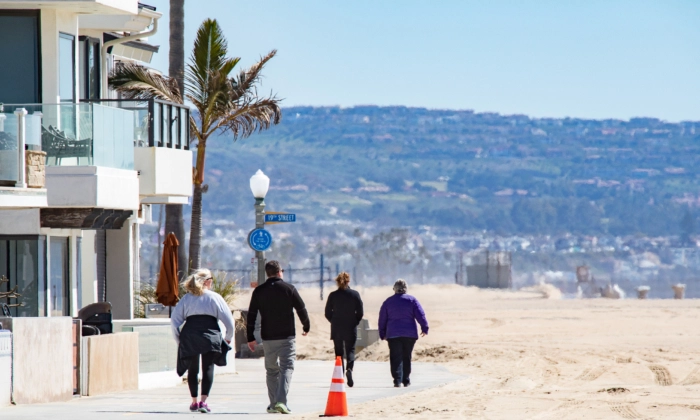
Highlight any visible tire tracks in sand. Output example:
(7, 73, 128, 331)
(679, 365, 700, 385)
(647, 365, 672, 386)
(608, 403, 651, 419)
(576, 366, 609, 381)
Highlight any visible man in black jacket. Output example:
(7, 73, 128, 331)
(247, 260, 310, 415)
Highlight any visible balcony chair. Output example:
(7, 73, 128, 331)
(41, 125, 92, 165)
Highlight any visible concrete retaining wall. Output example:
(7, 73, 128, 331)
(0, 317, 73, 404)
(115, 319, 236, 389)
(0, 331, 11, 406)
(82, 333, 139, 396)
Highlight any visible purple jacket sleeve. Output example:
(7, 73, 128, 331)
(413, 298, 429, 335)
(378, 300, 388, 340)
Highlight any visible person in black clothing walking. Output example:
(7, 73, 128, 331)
(247, 260, 310, 415)
(324, 272, 364, 387)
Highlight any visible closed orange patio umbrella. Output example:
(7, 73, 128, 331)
(156, 232, 180, 307)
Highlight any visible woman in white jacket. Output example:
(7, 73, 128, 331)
(171, 269, 235, 413)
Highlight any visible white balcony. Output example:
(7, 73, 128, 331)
(135, 147, 192, 204)
(46, 165, 139, 210)
(97, 99, 193, 204)
(1, 100, 192, 209)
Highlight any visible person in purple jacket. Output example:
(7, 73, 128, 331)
(378, 279, 429, 387)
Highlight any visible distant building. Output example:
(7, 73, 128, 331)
(465, 250, 512, 289)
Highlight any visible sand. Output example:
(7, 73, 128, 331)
(235, 284, 700, 419)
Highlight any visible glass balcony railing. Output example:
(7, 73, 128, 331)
(89, 99, 190, 150)
(0, 110, 42, 183)
(0, 99, 189, 174)
(1, 103, 136, 170)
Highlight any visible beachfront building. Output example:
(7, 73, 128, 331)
(0, 0, 192, 320)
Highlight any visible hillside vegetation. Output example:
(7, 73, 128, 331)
(203, 106, 700, 237)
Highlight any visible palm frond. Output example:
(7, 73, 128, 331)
(229, 50, 277, 103)
(109, 62, 182, 103)
(217, 96, 282, 140)
(186, 19, 235, 107)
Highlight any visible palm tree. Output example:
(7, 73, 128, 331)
(110, 18, 282, 271)
(166, 0, 187, 278)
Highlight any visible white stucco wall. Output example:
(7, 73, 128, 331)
(80, 229, 98, 310)
(0, 187, 47, 208)
(134, 147, 193, 199)
(0, 209, 41, 234)
(106, 220, 134, 319)
(46, 166, 139, 210)
(41, 9, 80, 104)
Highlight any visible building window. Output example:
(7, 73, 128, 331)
(79, 36, 101, 101)
(49, 237, 70, 316)
(59, 33, 76, 102)
(0, 11, 40, 103)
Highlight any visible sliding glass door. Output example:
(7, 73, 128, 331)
(0, 237, 44, 317)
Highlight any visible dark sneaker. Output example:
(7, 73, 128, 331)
(403, 379, 411, 387)
(275, 402, 292, 414)
(393, 381, 401, 388)
(189, 402, 199, 412)
(346, 369, 354, 388)
(198, 402, 211, 413)
(267, 405, 278, 413)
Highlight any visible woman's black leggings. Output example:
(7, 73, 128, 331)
(188, 352, 216, 397)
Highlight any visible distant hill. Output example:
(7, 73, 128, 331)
(202, 106, 700, 237)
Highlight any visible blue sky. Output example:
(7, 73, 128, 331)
(144, 1, 700, 121)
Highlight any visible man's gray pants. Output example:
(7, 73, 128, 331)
(263, 337, 296, 406)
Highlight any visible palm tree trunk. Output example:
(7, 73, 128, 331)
(169, 0, 185, 91)
(167, 0, 187, 278)
(188, 183, 203, 271)
(188, 139, 207, 272)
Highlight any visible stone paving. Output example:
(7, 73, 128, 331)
(3, 359, 463, 419)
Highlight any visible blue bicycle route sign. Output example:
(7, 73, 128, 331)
(248, 228, 273, 251)
(265, 213, 296, 223)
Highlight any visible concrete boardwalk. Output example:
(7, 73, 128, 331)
(3, 359, 463, 419)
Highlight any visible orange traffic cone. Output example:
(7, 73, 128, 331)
(322, 356, 349, 417)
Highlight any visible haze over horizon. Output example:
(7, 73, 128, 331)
(144, 0, 700, 122)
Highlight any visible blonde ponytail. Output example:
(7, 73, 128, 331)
(183, 268, 212, 296)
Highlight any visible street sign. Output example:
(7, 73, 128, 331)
(248, 228, 272, 251)
(265, 212, 297, 224)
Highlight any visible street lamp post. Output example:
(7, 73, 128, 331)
(250, 170, 270, 287)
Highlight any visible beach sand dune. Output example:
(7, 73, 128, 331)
(237, 284, 700, 419)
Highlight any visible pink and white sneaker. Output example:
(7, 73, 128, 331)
(198, 401, 211, 413)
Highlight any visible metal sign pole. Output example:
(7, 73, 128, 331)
(255, 198, 266, 286)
